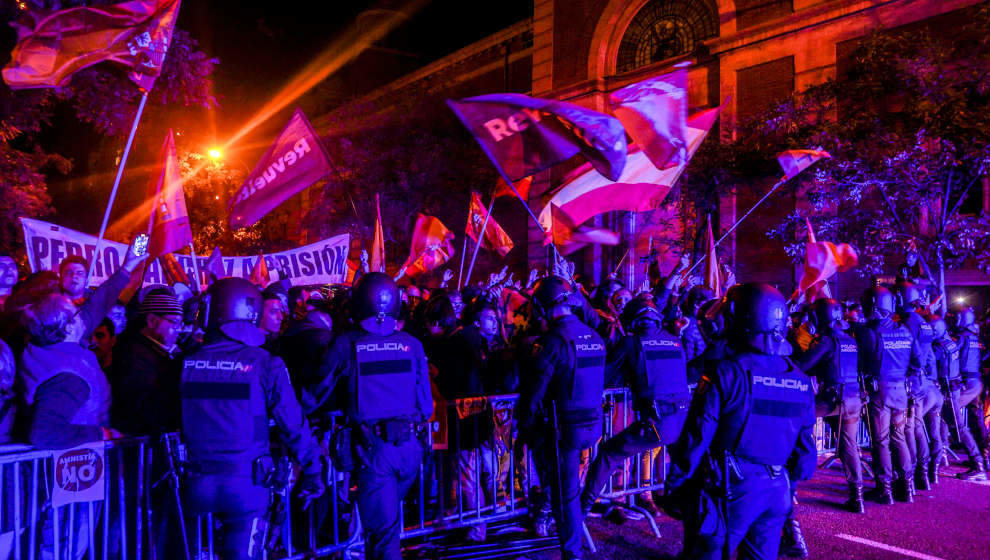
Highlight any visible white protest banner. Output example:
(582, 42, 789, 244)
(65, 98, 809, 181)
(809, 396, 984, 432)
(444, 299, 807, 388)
(52, 442, 106, 507)
(20, 217, 351, 287)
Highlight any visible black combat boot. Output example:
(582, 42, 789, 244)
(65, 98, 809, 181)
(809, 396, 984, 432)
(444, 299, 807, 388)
(845, 483, 865, 514)
(893, 477, 915, 503)
(779, 517, 810, 558)
(915, 465, 931, 491)
(957, 459, 988, 481)
(877, 482, 895, 505)
(929, 454, 942, 486)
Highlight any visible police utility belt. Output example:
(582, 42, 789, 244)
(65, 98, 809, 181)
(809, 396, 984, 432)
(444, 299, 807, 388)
(363, 417, 426, 444)
(643, 398, 688, 419)
(724, 453, 786, 481)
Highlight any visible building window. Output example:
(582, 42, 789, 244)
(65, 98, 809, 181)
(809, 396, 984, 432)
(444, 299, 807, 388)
(616, 0, 719, 74)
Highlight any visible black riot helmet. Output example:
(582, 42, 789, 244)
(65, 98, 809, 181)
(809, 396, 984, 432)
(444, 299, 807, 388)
(206, 277, 261, 330)
(861, 286, 895, 320)
(893, 282, 923, 312)
(202, 278, 265, 345)
(620, 296, 661, 331)
(530, 276, 575, 319)
(954, 306, 976, 331)
(705, 283, 744, 338)
(352, 272, 400, 334)
(728, 283, 789, 355)
(930, 316, 948, 339)
(810, 298, 845, 334)
(681, 285, 716, 317)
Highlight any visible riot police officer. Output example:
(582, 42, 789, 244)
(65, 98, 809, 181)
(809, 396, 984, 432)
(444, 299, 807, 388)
(953, 307, 988, 471)
(854, 286, 920, 504)
(517, 276, 606, 560)
(664, 283, 817, 560)
(318, 272, 432, 560)
(793, 298, 866, 512)
(580, 296, 690, 513)
(894, 283, 943, 491)
(180, 278, 324, 560)
(931, 317, 986, 480)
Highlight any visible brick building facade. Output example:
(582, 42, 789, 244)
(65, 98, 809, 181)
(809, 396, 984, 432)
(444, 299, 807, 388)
(314, 0, 989, 294)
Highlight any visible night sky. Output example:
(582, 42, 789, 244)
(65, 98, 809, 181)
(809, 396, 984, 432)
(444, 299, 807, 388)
(17, 0, 532, 233)
(183, 0, 533, 143)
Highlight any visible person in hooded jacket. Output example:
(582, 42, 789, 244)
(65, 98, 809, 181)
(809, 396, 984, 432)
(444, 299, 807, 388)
(17, 292, 124, 560)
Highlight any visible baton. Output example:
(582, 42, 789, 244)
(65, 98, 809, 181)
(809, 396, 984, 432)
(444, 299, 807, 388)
(551, 401, 567, 556)
(162, 433, 192, 560)
(722, 453, 731, 560)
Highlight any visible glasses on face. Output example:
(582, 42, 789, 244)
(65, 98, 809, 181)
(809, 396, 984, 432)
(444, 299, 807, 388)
(156, 315, 183, 328)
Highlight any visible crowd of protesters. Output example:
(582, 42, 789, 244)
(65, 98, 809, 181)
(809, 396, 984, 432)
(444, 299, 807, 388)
(0, 241, 988, 560)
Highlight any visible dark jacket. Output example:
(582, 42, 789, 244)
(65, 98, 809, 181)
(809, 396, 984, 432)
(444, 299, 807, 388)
(18, 341, 110, 448)
(110, 331, 181, 436)
(279, 314, 333, 396)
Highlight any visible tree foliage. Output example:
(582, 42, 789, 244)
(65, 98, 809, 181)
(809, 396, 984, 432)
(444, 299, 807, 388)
(688, 6, 990, 288)
(304, 96, 498, 278)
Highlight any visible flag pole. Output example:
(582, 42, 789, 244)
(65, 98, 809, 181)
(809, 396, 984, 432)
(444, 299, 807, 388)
(87, 91, 150, 281)
(501, 174, 564, 264)
(457, 235, 468, 291)
(683, 174, 789, 279)
(188, 243, 202, 294)
(612, 248, 629, 277)
(464, 195, 496, 287)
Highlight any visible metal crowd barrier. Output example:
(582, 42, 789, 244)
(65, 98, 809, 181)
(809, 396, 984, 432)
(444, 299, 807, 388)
(262, 389, 665, 559)
(593, 388, 667, 539)
(0, 437, 152, 560)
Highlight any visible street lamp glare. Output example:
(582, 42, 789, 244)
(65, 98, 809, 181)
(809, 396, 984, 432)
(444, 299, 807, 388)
(208, 148, 223, 160)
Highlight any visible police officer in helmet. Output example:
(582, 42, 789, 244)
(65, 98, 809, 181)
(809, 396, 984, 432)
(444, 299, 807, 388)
(793, 298, 866, 513)
(580, 296, 690, 514)
(931, 317, 986, 480)
(517, 275, 606, 560)
(317, 272, 432, 560)
(854, 285, 921, 504)
(664, 283, 816, 560)
(180, 278, 324, 560)
(893, 282, 943, 492)
(952, 307, 989, 472)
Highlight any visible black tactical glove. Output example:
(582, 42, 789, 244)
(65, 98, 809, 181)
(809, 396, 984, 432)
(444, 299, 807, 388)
(296, 471, 325, 510)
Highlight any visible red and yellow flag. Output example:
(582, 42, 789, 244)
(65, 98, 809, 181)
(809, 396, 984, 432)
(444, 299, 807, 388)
(794, 218, 858, 302)
(249, 253, 270, 287)
(702, 215, 722, 299)
(465, 192, 513, 257)
(147, 129, 192, 260)
(3, 0, 181, 91)
(403, 214, 455, 277)
(370, 194, 386, 273)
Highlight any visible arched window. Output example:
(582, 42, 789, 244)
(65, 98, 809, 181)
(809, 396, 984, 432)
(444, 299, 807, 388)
(616, 0, 719, 74)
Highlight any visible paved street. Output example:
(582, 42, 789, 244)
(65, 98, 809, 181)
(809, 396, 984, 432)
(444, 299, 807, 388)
(514, 457, 990, 559)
